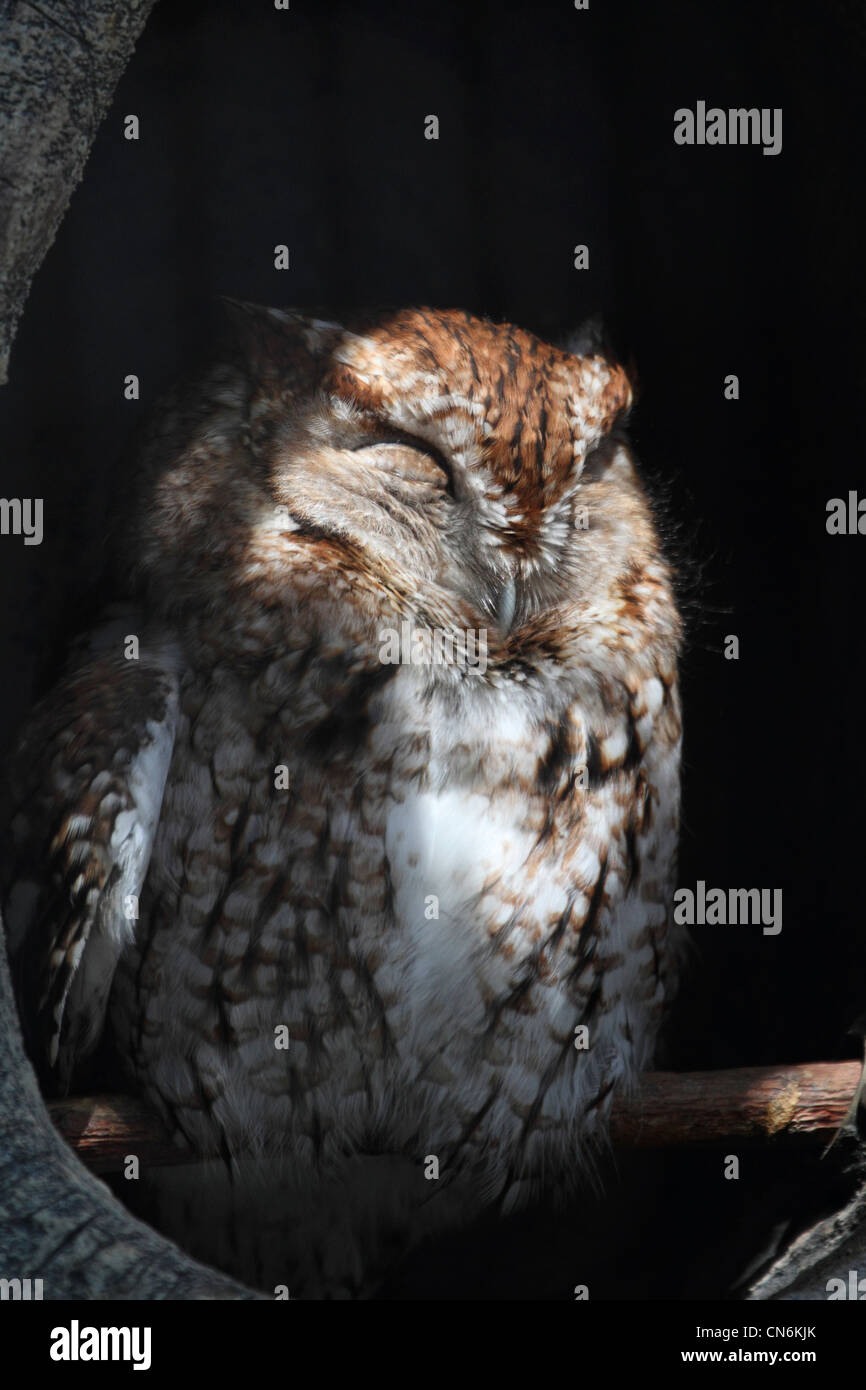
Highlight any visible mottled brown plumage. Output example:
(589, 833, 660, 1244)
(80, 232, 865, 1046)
(2, 306, 682, 1295)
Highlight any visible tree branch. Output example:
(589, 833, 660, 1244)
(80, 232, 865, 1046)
(48, 1061, 862, 1171)
(609, 1062, 861, 1147)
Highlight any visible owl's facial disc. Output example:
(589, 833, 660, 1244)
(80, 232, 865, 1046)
(251, 307, 633, 638)
(116, 301, 677, 703)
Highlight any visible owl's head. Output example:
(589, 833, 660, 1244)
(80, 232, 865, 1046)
(128, 305, 665, 684)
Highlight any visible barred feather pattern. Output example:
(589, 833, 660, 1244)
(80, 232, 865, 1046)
(2, 307, 682, 1294)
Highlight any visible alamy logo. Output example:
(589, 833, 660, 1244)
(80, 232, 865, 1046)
(0, 1277, 43, 1299)
(50, 1320, 152, 1371)
(378, 622, 488, 674)
(826, 1270, 866, 1300)
(0, 497, 43, 545)
(673, 881, 782, 935)
(674, 102, 782, 156)
(826, 492, 866, 534)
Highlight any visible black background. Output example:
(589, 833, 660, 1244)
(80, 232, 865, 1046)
(1, 0, 864, 1298)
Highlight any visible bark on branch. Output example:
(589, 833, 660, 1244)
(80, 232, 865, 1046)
(610, 1062, 862, 1147)
(48, 1062, 863, 1173)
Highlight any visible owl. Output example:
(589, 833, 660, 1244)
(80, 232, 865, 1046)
(1, 305, 682, 1296)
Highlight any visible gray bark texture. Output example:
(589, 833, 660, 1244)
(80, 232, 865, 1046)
(748, 1171, 866, 1301)
(0, 0, 259, 1298)
(0, 0, 153, 383)
(0, 914, 259, 1297)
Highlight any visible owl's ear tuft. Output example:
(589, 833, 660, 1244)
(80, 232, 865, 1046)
(559, 314, 608, 360)
(559, 315, 640, 419)
(221, 296, 293, 329)
(219, 298, 345, 381)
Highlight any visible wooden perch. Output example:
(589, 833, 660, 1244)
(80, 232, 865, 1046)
(608, 1061, 861, 1147)
(47, 1061, 862, 1172)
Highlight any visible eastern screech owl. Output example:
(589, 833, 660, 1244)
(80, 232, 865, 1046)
(2, 305, 682, 1296)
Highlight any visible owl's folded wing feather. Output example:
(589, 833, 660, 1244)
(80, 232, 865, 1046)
(1, 626, 180, 1088)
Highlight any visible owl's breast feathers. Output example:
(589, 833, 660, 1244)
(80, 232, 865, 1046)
(3, 604, 680, 1205)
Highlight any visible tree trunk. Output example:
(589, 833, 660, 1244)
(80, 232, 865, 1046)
(1, 0, 147, 382)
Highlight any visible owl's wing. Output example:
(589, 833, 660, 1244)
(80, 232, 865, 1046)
(1, 616, 180, 1087)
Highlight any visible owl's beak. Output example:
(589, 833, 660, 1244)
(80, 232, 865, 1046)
(495, 577, 517, 634)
